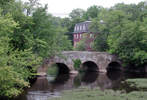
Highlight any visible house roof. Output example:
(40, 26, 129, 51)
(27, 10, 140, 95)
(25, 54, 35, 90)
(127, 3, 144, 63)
(73, 21, 91, 33)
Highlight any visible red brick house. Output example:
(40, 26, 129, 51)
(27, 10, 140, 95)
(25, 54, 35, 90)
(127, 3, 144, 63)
(73, 21, 95, 51)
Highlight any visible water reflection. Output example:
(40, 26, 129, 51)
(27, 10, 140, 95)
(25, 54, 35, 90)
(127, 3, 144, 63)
(106, 70, 121, 80)
(73, 76, 81, 87)
(14, 71, 147, 100)
(47, 74, 70, 84)
(81, 72, 99, 82)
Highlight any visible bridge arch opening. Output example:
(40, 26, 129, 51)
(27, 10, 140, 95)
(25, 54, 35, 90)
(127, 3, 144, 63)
(82, 61, 99, 72)
(56, 63, 70, 74)
(106, 61, 121, 71)
(47, 63, 70, 74)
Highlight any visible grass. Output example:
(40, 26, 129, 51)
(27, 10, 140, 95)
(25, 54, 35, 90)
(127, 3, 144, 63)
(124, 78, 147, 90)
(47, 86, 147, 100)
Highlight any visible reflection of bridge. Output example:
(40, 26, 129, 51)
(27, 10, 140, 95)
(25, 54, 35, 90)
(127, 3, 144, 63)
(37, 51, 123, 74)
(46, 71, 124, 90)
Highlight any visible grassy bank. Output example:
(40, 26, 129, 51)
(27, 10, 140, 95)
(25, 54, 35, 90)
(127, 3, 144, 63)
(47, 78, 147, 100)
(123, 78, 147, 90)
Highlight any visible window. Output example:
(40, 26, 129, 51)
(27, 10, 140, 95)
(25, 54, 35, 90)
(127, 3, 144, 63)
(80, 25, 82, 30)
(90, 34, 94, 38)
(74, 43, 76, 47)
(90, 42, 93, 47)
(77, 34, 78, 39)
(77, 26, 79, 30)
(74, 26, 76, 31)
(74, 34, 76, 39)
(80, 34, 82, 39)
(83, 25, 86, 30)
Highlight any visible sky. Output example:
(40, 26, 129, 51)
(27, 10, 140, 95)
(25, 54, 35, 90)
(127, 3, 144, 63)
(24, 0, 146, 18)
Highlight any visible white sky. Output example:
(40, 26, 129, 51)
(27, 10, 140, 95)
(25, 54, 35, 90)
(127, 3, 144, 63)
(24, 0, 146, 18)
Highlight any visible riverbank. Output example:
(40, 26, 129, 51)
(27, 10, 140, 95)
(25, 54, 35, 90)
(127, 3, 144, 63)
(48, 78, 147, 100)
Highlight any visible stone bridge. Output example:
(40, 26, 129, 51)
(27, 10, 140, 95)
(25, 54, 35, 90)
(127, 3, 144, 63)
(37, 51, 123, 75)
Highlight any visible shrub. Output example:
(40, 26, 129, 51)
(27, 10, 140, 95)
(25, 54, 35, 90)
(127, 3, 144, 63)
(72, 59, 81, 70)
(46, 64, 58, 75)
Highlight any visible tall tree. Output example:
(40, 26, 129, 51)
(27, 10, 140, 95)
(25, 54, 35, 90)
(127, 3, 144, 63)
(0, 7, 40, 98)
(75, 33, 89, 51)
(60, 17, 71, 28)
(69, 8, 85, 20)
(82, 5, 103, 20)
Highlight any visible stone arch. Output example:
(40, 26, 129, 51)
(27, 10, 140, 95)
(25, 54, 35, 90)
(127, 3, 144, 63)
(82, 61, 99, 71)
(49, 62, 70, 74)
(56, 63, 70, 73)
(106, 61, 121, 71)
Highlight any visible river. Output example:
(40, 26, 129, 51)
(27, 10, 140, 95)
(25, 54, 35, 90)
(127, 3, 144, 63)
(13, 71, 147, 100)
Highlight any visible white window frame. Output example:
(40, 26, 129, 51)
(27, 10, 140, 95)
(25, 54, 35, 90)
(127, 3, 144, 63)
(80, 25, 82, 30)
(74, 26, 76, 31)
(80, 34, 81, 39)
(74, 43, 76, 47)
(83, 25, 86, 30)
(74, 34, 76, 39)
(77, 26, 79, 30)
(90, 34, 94, 38)
(90, 42, 93, 47)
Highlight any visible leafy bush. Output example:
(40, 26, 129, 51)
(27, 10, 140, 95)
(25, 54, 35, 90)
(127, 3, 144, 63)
(46, 64, 59, 75)
(72, 59, 81, 70)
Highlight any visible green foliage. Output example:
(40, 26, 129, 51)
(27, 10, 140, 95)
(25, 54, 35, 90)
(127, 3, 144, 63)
(82, 5, 103, 20)
(90, 2, 147, 67)
(46, 64, 58, 75)
(74, 33, 89, 51)
(72, 59, 81, 70)
(0, 7, 41, 98)
(90, 17, 109, 52)
(0, 66, 29, 98)
(125, 78, 147, 90)
(0, 0, 73, 98)
(69, 8, 85, 20)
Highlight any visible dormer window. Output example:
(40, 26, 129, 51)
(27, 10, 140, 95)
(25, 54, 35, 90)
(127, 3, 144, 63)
(83, 25, 86, 30)
(80, 26, 82, 30)
(74, 26, 76, 31)
(77, 26, 79, 30)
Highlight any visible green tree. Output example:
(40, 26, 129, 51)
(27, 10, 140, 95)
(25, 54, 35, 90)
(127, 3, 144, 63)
(0, 7, 40, 98)
(60, 17, 71, 28)
(69, 8, 85, 20)
(106, 6, 147, 67)
(82, 5, 103, 20)
(111, 2, 145, 21)
(52, 16, 62, 27)
(75, 33, 89, 51)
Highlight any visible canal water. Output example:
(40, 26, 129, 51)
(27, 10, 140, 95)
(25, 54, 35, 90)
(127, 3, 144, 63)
(14, 71, 147, 100)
